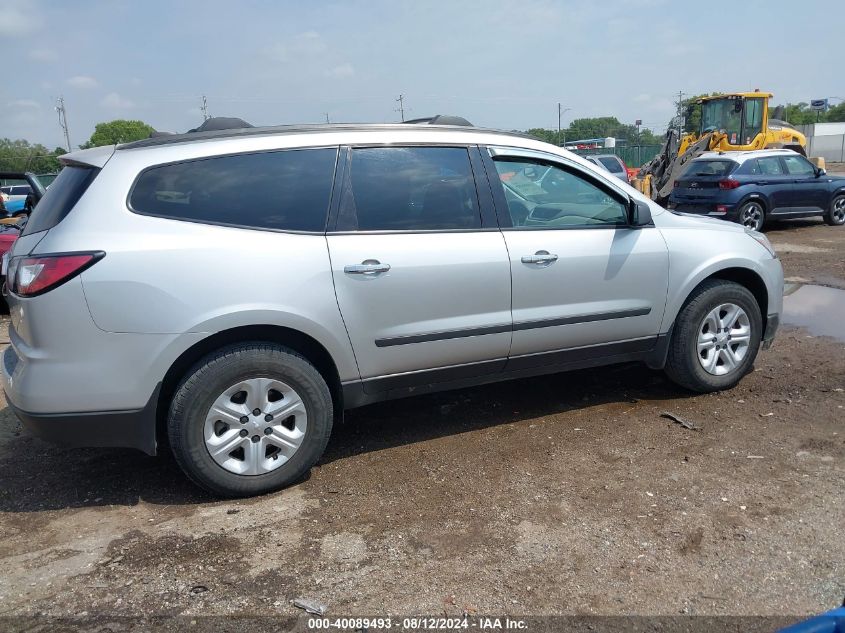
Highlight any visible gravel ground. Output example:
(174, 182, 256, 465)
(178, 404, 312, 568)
(0, 222, 843, 627)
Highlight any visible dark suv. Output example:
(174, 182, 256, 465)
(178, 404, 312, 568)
(668, 150, 845, 231)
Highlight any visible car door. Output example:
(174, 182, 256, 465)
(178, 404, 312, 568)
(484, 147, 668, 370)
(754, 156, 791, 212)
(327, 145, 512, 392)
(780, 154, 827, 212)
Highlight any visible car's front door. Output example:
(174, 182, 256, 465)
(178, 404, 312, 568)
(780, 154, 828, 212)
(485, 148, 669, 370)
(327, 145, 512, 391)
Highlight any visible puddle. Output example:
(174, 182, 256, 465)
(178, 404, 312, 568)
(782, 284, 845, 342)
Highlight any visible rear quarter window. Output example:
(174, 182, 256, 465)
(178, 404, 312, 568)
(683, 160, 736, 177)
(598, 157, 624, 173)
(22, 166, 99, 236)
(130, 148, 338, 232)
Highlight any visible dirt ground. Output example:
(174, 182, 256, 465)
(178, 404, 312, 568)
(0, 219, 843, 627)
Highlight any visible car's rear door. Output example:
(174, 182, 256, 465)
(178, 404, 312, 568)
(326, 145, 512, 392)
(753, 156, 791, 212)
(484, 147, 668, 370)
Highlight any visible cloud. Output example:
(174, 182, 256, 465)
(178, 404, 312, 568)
(66, 75, 99, 89)
(263, 30, 327, 63)
(325, 63, 354, 78)
(633, 93, 651, 103)
(29, 48, 57, 62)
(0, 2, 42, 37)
(7, 99, 40, 109)
(101, 92, 135, 109)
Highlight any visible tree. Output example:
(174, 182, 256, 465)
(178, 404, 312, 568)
(0, 139, 65, 173)
(526, 117, 662, 147)
(81, 119, 155, 148)
(826, 101, 845, 122)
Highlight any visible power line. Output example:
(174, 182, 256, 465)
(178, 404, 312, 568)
(55, 96, 71, 152)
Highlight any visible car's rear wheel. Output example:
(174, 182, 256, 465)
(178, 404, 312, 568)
(738, 201, 765, 231)
(168, 342, 333, 497)
(664, 280, 762, 392)
(824, 194, 845, 226)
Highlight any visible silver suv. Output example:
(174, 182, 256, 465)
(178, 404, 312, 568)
(1, 123, 783, 497)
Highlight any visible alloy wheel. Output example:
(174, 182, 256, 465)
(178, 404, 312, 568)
(740, 202, 764, 231)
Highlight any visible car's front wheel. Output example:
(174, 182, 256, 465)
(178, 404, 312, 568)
(664, 280, 762, 392)
(738, 200, 765, 232)
(825, 194, 845, 226)
(168, 342, 333, 497)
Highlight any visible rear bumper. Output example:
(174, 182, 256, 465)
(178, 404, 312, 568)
(667, 200, 739, 219)
(4, 379, 160, 455)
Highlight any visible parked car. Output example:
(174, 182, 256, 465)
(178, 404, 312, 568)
(1, 121, 783, 497)
(0, 172, 45, 217)
(668, 149, 845, 231)
(584, 154, 630, 183)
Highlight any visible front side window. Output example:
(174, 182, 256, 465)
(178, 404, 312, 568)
(781, 154, 815, 177)
(130, 148, 338, 232)
(493, 158, 628, 228)
(757, 157, 784, 176)
(337, 147, 480, 231)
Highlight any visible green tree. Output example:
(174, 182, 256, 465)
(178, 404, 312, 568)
(526, 117, 662, 147)
(0, 139, 65, 173)
(826, 101, 845, 122)
(81, 119, 155, 148)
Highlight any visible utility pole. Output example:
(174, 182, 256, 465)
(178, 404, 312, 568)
(557, 104, 571, 147)
(324, 112, 330, 124)
(55, 96, 71, 152)
(395, 94, 405, 122)
(675, 90, 686, 137)
(200, 95, 210, 121)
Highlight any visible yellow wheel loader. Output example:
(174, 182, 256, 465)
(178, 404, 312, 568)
(637, 92, 808, 204)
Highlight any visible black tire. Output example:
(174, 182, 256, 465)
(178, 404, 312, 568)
(824, 194, 845, 226)
(168, 342, 333, 497)
(737, 200, 765, 232)
(664, 280, 762, 393)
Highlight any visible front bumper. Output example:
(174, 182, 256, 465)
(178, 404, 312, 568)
(762, 313, 779, 350)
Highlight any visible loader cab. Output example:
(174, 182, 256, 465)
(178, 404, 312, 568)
(698, 94, 768, 149)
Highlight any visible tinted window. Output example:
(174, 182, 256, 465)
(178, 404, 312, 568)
(494, 158, 627, 228)
(782, 155, 815, 176)
(131, 148, 337, 232)
(757, 157, 784, 176)
(10, 186, 31, 195)
(337, 147, 480, 231)
(598, 156, 624, 173)
(22, 166, 99, 236)
(684, 160, 735, 177)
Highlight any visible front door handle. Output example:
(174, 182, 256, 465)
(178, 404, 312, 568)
(521, 250, 558, 265)
(344, 260, 391, 275)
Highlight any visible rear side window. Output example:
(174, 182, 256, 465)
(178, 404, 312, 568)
(598, 157, 624, 173)
(684, 160, 735, 177)
(757, 157, 784, 176)
(336, 147, 481, 231)
(130, 148, 338, 232)
(22, 166, 99, 236)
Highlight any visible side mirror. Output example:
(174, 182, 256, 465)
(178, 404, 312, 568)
(630, 199, 653, 227)
(816, 168, 826, 177)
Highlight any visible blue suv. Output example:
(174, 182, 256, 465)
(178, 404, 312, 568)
(668, 150, 845, 231)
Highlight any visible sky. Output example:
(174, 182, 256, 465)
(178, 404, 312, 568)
(1, 0, 843, 150)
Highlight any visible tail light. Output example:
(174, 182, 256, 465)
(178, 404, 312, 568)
(718, 178, 740, 190)
(8, 252, 104, 297)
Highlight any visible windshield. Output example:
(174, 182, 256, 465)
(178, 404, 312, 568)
(700, 98, 743, 143)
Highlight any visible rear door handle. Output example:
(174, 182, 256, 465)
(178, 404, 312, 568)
(344, 260, 391, 275)
(521, 250, 558, 265)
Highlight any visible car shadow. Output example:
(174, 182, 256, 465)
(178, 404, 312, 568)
(0, 363, 694, 512)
